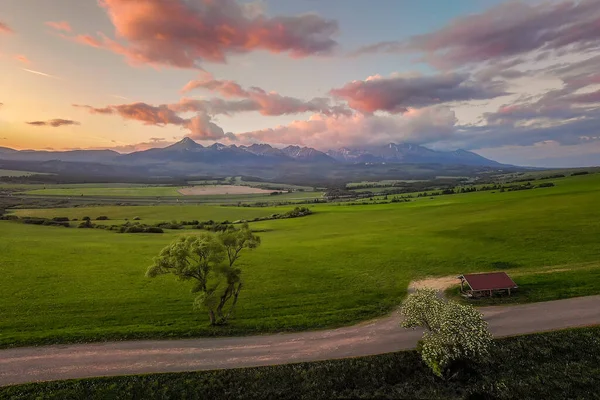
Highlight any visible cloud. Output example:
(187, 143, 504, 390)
(26, 119, 80, 127)
(14, 55, 30, 64)
(353, 0, 600, 69)
(0, 21, 12, 34)
(329, 73, 508, 114)
(46, 21, 72, 32)
(80, 139, 174, 153)
(22, 68, 60, 79)
(180, 73, 351, 116)
(74, 102, 229, 140)
(73, 104, 114, 115)
(181, 73, 249, 97)
(68, 0, 339, 69)
(184, 113, 230, 140)
(237, 106, 458, 149)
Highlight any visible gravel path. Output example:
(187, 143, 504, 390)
(1, 295, 599, 387)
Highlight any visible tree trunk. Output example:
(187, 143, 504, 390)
(208, 309, 216, 326)
(216, 284, 234, 323)
(223, 283, 243, 322)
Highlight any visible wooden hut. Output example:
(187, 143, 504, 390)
(458, 272, 518, 298)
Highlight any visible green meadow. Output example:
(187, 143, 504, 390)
(1, 173, 600, 347)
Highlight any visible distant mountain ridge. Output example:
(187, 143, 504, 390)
(0, 139, 504, 167)
(326, 143, 502, 166)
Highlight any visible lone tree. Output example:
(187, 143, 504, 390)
(400, 288, 493, 378)
(146, 224, 260, 326)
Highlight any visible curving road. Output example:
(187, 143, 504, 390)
(1, 295, 599, 387)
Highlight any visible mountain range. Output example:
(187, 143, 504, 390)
(0, 139, 503, 167)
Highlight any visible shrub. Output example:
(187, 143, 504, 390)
(52, 217, 70, 222)
(96, 216, 110, 221)
(571, 171, 589, 176)
(120, 225, 164, 234)
(78, 220, 95, 229)
(125, 226, 145, 233)
(22, 218, 46, 225)
(133, 217, 141, 221)
(537, 182, 555, 188)
(284, 206, 313, 218)
(156, 222, 183, 230)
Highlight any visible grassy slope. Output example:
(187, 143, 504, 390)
(2, 327, 599, 400)
(1, 174, 599, 347)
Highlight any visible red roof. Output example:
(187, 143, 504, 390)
(462, 272, 517, 291)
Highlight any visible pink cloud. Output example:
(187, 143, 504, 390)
(181, 74, 249, 97)
(237, 106, 458, 149)
(73, 104, 114, 115)
(14, 55, 30, 64)
(46, 21, 72, 32)
(74, 102, 227, 140)
(26, 119, 80, 127)
(330, 73, 507, 114)
(179, 74, 351, 116)
(67, 0, 338, 69)
(0, 21, 12, 34)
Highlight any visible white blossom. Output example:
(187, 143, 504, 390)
(401, 288, 493, 377)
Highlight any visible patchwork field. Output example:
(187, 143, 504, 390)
(1, 173, 600, 347)
(19, 183, 323, 201)
(178, 185, 275, 195)
(24, 186, 183, 197)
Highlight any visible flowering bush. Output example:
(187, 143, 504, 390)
(401, 288, 493, 377)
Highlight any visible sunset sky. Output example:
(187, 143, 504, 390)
(1, 0, 600, 167)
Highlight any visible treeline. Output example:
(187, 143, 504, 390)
(227, 199, 326, 208)
(2, 207, 314, 234)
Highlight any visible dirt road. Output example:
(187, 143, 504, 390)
(1, 295, 599, 387)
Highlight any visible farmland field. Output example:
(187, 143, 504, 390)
(19, 183, 323, 201)
(1, 173, 600, 347)
(0, 169, 51, 177)
(178, 185, 275, 195)
(23, 186, 183, 197)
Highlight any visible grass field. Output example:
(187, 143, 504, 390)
(2, 327, 599, 399)
(0, 169, 51, 177)
(24, 186, 184, 197)
(20, 183, 324, 201)
(10, 205, 298, 224)
(446, 261, 600, 305)
(1, 173, 599, 347)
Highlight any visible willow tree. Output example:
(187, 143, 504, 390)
(146, 224, 261, 325)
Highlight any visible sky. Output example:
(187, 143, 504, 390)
(1, 0, 600, 167)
